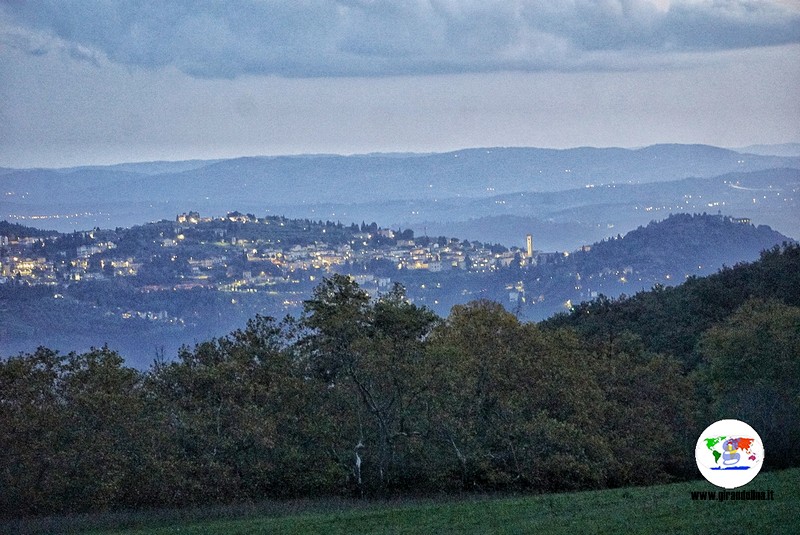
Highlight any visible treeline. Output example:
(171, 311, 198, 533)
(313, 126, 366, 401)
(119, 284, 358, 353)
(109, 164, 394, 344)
(545, 243, 800, 363)
(2, 245, 799, 518)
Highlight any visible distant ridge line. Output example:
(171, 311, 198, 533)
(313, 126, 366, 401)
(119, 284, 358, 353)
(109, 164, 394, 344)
(6, 142, 799, 171)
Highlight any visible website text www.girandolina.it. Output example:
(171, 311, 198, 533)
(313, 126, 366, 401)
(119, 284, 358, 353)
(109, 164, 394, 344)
(690, 489, 775, 502)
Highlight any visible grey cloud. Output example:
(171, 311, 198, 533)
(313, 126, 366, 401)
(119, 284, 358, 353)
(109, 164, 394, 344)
(2, 1, 799, 78)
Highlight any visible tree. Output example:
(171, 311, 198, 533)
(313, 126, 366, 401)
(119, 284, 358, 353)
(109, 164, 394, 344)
(302, 274, 372, 383)
(425, 300, 611, 492)
(301, 276, 439, 494)
(0, 348, 65, 516)
(696, 298, 800, 468)
(0, 346, 148, 515)
(143, 315, 327, 503)
(56, 347, 145, 511)
(595, 337, 697, 485)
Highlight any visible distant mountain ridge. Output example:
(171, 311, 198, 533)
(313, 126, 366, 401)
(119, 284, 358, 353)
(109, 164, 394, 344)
(2, 144, 798, 246)
(404, 167, 800, 249)
(735, 143, 800, 157)
(62, 159, 225, 176)
(3, 143, 798, 202)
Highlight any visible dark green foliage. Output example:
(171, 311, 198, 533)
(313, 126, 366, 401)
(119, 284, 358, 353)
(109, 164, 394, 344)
(0, 347, 65, 517)
(547, 243, 800, 365)
(301, 277, 440, 495)
(425, 301, 610, 491)
(0, 346, 145, 516)
(140, 315, 343, 505)
(695, 298, 800, 468)
(2, 246, 798, 518)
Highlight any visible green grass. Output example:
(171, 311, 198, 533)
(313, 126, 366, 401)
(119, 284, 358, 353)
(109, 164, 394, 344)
(10, 468, 799, 535)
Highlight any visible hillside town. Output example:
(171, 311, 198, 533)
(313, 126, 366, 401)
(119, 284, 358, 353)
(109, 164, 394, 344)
(3, 211, 780, 329)
(1, 211, 788, 367)
(0, 212, 565, 311)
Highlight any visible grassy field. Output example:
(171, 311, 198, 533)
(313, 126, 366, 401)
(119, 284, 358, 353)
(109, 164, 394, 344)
(10, 468, 799, 535)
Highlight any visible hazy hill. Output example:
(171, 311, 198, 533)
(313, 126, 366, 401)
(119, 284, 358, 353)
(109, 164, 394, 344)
(0, 221, 59, 238)
(237, 166, 798, 250)
(516, 213, 793, 320)
(566, 213, 791, 277)
(2, 144, 798, 234)
(400, 167, 799, 248)
(736, 143, 800, 157)
(64, 159, 224, 175)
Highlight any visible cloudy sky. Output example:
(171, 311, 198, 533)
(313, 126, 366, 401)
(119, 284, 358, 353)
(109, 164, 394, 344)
(2, 1, 799, 168)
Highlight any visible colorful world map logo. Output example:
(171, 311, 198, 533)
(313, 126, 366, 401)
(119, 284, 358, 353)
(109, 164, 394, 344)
(695, 419, 764, 488)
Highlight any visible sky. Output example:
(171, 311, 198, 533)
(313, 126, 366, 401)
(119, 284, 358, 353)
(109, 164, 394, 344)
(1, 0, 799, 168)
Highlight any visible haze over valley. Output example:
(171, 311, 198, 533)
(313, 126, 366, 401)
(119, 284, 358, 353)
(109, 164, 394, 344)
(3, 144, 798, 251)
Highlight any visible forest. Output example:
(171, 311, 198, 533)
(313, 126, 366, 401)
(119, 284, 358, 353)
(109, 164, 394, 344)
(1, 244, 798, 518)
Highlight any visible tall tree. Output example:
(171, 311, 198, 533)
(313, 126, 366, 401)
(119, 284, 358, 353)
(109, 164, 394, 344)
(301, 276, 439, 494)
(143, 315, 326, 503)
(426, 300, 611, 491)
(0, 348, 65, 517)
(57, 347, 145, 511)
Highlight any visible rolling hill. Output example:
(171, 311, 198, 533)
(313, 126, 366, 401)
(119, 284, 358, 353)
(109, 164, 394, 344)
(2, 145, 798, 240)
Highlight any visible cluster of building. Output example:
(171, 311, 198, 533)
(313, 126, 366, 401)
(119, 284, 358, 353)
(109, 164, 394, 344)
(0, 235, 57, 284)
(0, 232, 140, 284)
(1, 213, 567, 293)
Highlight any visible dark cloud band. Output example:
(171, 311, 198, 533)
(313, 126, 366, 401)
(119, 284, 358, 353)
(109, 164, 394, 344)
(3, 1, 799, 78)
